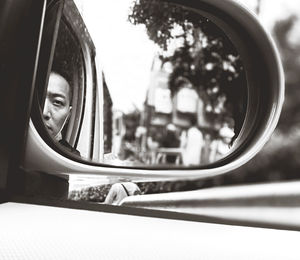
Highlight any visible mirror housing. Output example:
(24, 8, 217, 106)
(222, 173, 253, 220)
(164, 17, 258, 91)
(24, 0, 284, 182)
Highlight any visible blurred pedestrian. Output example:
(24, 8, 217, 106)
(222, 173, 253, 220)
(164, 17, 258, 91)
(182, 116, 203, 166)
(161, 123, 180, 163)
(209, 123, 234, 162)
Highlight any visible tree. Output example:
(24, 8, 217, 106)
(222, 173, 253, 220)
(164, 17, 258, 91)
(129, 0, 247, 135)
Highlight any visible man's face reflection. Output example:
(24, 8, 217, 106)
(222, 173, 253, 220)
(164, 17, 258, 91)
(43, 72, 71, 140)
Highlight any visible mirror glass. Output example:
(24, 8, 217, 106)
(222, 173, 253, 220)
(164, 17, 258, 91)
(40, 0, 247, 167)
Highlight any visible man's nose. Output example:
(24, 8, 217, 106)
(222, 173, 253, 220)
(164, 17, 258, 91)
(43, 99, 51, 120)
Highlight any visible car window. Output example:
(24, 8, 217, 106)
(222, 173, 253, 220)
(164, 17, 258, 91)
(49, 14, 86, 156)
(35, 0, 101, 161)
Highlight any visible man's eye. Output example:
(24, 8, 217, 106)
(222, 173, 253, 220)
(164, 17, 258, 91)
(53, 99, 64, 107)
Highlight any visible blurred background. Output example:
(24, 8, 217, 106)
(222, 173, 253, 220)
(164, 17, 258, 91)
(69, 0, 300, 201)
(220, 0, 300, 184)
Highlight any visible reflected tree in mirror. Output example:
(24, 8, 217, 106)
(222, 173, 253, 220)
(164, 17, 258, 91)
(40, 0, 247, 168)
(129, 0, 247, 137)
(105, 0, 247, 167)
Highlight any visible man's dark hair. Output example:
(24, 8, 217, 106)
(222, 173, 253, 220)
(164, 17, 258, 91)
(51, 54, 73, 104)
(50, 70, 73, 104)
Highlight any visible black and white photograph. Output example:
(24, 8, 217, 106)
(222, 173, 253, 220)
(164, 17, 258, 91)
(1, 0, 300, 258)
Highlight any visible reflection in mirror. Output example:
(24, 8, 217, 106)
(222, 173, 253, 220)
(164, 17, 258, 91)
(41, 0, 247, 168)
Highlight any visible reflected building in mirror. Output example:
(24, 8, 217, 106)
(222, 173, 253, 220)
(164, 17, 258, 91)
(140, 56, 235, 165)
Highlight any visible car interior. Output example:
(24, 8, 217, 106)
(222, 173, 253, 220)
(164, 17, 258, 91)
(1, 0, 300, 258)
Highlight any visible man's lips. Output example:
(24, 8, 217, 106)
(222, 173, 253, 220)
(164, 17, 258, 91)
(45, 124, 53, 132)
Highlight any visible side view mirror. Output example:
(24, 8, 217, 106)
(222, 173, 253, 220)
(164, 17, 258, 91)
(25, 0, 284, 182)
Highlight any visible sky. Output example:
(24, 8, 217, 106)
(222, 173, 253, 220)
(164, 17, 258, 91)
(74, 0, 159, 113)
(73, 0, 300, 113)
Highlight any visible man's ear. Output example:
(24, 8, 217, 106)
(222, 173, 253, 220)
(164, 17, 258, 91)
(66, 106, 72, 122)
